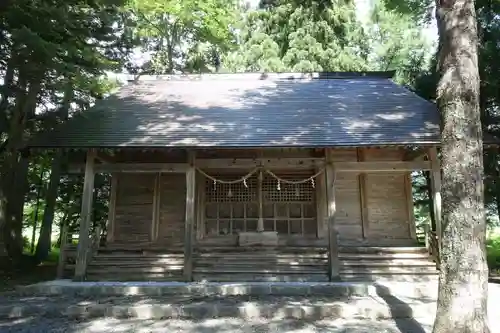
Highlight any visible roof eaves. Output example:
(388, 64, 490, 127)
(126, 71, 397, 83)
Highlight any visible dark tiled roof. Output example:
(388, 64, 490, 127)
(29, 72, 440, 148)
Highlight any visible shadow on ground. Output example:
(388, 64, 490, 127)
(0, 316, 433, 333)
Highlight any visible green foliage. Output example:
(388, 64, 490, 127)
(224, 0, 369, 72)
(367, 1, 431, 85)
(127, 0, 239, 74)
(487, 234, 500, 271)
(0, 0, 133, 260)
(381, 0, 434, 24)
(224, 0, 430, 78)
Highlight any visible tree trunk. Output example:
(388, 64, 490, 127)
(31, 166, 45, 253)
(493, 148, 500, 222)
(34, 152, 63, 261)
(34, 84, 72, 262)
(4, 155, 30, 259)
(424, 170, 436, 231)
(1, 73, 39, 260)
(432, 1, 490, 332)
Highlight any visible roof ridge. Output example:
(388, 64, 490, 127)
(126, 71, 395, 82)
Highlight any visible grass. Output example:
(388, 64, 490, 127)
(0, 248, 60, 293)
(487, 234, 500, 276)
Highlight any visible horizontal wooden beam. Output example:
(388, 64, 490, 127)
(67, 159, 431, 174)
(196, 158, 324, 169)
(335, 161, 431, 172)
(403, 148, 428, 161)
(67, 163, 188, 174)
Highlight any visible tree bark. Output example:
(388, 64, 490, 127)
(433, 0, 490, 332)
(424, 170, 436, 231)
(1, 73, 41, 260)
(34, 83, 72, 262)
(34, 151, 63, 261)
(31, 166, 45, 253)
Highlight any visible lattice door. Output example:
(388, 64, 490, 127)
(203, 172, 317, 236)
(262, 174, 316, 235)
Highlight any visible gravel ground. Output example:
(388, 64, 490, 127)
(0, 317, 434, 333)
(0, 284, 498, 333)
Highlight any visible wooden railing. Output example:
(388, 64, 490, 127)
(89, 226, 101, 261)
(57, 222, 70, 278)
(423, 224, 440, 269)
(57, 224, 102, 279)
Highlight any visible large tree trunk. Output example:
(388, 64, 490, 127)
(4, 155, 30, 260)
(0, 69, 42, 262)
(34, 84, 72, 262)
(493, 148, 500, 221)
(34, 152, 63, 262)
(31, 165, 45, 253)
(432, 1, 490, 333)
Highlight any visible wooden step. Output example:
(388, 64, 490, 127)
(340, 267, 438, 274)
(93, 255, 184, 261)
(194, 265, 328, 272)
(86, 273, 182, 282)
(338, 253, 430, 259)
(193, 273, 329, 282)
(193, 267, 326, 274)
(339, 260, 436, 267)
(196, 247, 328, 253)
(89, 261, 184, 268)
(87, 266, 184, 274)
(195, 262, 328, 268)
(94, 254, 184, 259)
(339, 246, 428, 254)
(195, 257, 327, 264)
(340, 273, 439, 282)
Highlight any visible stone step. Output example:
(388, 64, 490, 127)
(17, 281, 438, 298)
(0, 295, 435, 321)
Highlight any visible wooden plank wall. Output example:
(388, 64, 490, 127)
(109, 148, 414, 246)
(113, 174, 155, 243)
(329, 149, 363, 239)
(362, 148, 411, 239)
(156, 174, 187, 246)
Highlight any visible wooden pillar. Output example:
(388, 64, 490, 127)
(257, 170, 264, 232)
(151, 173, 161, 242)
(74, 149, 96, 281)
(357, 148, 369, 238)
(57, 222, 69, 278)
(428, 147, 442, 250)
(325, 149, 340, 281)
(183, 153, 196, 281)
(196, 174, 205, 240)
(315, 170, 327, 238)
(404, 173, 417, 240)
(106, 174, 117, 244)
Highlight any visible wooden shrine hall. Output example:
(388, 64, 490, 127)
(28, 72, 446, 282)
